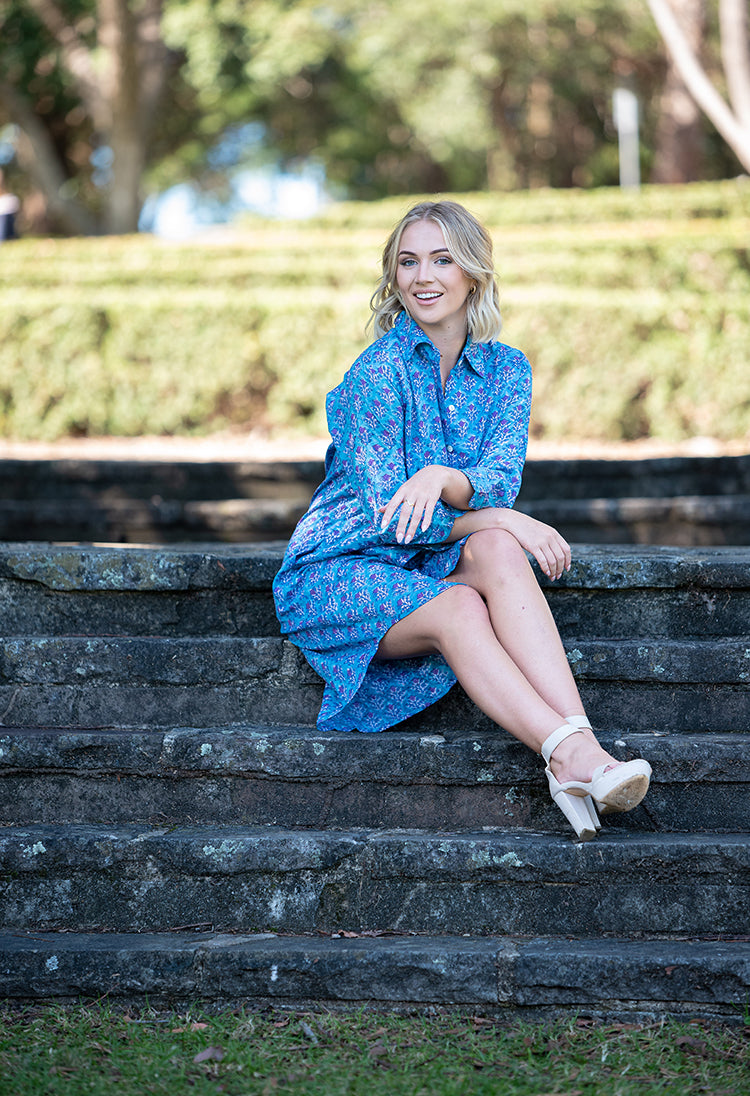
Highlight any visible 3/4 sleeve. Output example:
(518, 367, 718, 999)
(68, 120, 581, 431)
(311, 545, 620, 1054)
(327, 349, 462, 546)
(460, 348, 532, 510)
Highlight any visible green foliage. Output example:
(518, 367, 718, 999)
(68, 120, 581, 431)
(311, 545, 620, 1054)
(0, 181, 748, 444)
(0, 1003, 748, 1096)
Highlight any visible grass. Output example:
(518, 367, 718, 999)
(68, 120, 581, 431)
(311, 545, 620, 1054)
(1, 1002, 748, 1095)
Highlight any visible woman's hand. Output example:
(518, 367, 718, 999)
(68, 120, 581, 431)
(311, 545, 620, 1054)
(379, 465, 470, 544)
(496, 509, 571, 580)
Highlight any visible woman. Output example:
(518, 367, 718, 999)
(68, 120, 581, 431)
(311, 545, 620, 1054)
(273, 200, 651, 841)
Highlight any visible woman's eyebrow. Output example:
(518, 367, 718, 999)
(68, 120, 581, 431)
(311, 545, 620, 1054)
(398, 247, 451, 256)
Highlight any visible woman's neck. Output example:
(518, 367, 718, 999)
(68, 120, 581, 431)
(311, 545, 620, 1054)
(432, 329, 467, 387)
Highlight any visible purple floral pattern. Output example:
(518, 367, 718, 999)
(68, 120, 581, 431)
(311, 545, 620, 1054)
(272, 311, 532, 732)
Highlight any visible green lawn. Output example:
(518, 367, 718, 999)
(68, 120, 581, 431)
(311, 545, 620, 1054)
(2, 1003, 748, 1095)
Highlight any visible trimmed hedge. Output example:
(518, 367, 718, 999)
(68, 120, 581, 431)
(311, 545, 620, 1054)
(1, 180, 748, 442)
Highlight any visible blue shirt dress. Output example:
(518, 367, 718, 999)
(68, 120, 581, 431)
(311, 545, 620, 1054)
(272, 312, 532, 733)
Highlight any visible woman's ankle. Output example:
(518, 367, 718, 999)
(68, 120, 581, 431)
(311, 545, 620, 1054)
(548, 735, 617, 784)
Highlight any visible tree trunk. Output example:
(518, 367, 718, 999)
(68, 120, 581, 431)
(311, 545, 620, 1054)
(18, 0, 169, 234)
(99, 0, 145, 233)
(651, 0, 706, 182)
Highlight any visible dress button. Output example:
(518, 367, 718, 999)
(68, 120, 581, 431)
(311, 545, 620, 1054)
(447, 404, 456, 412)
(447, 445, 454, 453)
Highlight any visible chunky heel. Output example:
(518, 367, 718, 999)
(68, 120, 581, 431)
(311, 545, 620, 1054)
(544, 720, 652, 821)
(547, 775, 599, 842)
(542, 723, 600, 841)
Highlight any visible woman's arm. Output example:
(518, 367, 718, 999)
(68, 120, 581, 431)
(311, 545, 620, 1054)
(446, 507, 571, 581)
(378, 464, 473, 543)
(329, 353, 463, 547)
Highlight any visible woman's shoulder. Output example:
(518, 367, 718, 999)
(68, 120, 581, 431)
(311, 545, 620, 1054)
(345, 324, 406, 380)
(470, 337, 532, 374)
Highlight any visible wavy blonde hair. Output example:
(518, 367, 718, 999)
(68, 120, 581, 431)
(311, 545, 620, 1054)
(369, 200, 502, 343)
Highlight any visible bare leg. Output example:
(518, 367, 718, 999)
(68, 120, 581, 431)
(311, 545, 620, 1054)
(448, 528, 583, 716)
(377, 533, 620, 786)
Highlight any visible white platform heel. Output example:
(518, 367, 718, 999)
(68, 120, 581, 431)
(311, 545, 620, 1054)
(543, 720, 652, 838)
(565, 715, 652, 815)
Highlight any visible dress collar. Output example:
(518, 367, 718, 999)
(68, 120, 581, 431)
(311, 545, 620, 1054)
(392, 310, 488, 376)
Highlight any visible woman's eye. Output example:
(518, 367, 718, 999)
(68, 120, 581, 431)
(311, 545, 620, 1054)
(399, 258, 417, 267)
(435, 256, 452, 265)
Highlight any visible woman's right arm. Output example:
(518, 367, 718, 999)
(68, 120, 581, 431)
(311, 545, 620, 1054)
(328, 351, 463, 547)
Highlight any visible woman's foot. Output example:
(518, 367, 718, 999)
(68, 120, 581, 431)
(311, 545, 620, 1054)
(546, 731, 620, 787)
(542, 723, 651, 824)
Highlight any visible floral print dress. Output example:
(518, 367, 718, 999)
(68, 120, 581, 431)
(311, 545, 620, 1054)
(272, 311, 532, 733)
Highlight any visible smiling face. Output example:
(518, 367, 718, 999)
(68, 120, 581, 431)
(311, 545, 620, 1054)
(395, 219, 475, 339)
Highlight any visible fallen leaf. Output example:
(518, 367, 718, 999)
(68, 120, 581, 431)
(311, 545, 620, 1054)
(193, 1046, 225, 1064)
(172, 1022, 209, 1033)
(675, 1036, 708, 1057)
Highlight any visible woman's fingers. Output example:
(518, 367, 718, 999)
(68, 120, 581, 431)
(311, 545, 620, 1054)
(379, 466, 449, 543)
(534, 531, 570, 580)
(503, 510, 571, 580)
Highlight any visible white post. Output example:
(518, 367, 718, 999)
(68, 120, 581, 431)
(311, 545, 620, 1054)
(613, 86, 641, 189)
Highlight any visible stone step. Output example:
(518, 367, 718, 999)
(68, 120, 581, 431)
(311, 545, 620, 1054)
(516, 454, 750, 501)
(1, 635, 748, 731)
(2, 453, 749, 544)
(3, 825, 748, 938)
(2, 544, 749, 639)
(2, 929, 745, 1021)
(522, 495, 750, 547)
(1, 727, 746, 833)
(0, 498, 308, 544)
(4, 930, 748, 1020)
(3, 453, 748, 503)
(2, 494, 748, 545)
(0, 458, 325, 502)
(0, 542, 283, 637)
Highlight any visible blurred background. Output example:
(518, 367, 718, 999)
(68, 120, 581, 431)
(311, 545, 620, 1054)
(0, 0, 748, 453)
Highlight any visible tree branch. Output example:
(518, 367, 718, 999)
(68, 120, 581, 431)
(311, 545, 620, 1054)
(0, 79, 98, 234)
(25, 0, 109, 129)
(647, 0, 750, 171)
(720, 0, 750, 130)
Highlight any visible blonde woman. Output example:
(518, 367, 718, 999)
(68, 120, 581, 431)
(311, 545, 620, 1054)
(273, 200, 650, 840)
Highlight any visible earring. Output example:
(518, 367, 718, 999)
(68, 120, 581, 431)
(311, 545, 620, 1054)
(469, 285, 477, 295)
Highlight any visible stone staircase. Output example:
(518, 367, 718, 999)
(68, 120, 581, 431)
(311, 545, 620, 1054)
(2, 453, 749, 544)
(1, 539, 749, 1020)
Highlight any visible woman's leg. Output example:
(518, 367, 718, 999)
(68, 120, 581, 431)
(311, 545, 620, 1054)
(377, 534, 621, 786)
(446, 528, 622, 783)
(447, 528, 582, 714)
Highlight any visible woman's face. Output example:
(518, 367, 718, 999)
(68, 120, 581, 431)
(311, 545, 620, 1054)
(395, 219, 475, 338)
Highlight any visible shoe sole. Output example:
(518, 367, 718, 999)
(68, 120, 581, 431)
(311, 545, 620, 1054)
(597, 772, 650, 812)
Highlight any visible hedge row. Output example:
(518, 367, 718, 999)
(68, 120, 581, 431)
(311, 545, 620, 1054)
(1, 180, 748, 442)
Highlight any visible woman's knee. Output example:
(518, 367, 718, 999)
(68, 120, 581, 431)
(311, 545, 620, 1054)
(377, 583, 487, 659)
(461, 528, 529, 583)
(429, 583, 491, 648)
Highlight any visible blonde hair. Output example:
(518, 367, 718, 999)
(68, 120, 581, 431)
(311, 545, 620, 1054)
(369, 200, 502, 343)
